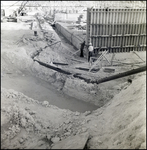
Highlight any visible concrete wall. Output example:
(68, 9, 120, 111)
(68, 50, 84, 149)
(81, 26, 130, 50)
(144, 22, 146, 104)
(55, 22, 85, 50)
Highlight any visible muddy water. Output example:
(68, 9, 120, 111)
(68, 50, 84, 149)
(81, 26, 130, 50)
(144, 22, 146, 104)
(1, 73, 98, 113)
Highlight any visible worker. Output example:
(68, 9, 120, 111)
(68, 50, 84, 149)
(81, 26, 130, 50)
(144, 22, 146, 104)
(88, 42, 94, 62)
(31, 21, 38, 36)
(80, 41, 85, 57)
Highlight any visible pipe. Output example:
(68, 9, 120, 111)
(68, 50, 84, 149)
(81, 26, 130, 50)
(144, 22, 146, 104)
(34, 59, 72, 75)
(34, 59, 146, 85)
(91, 65, 146, 84)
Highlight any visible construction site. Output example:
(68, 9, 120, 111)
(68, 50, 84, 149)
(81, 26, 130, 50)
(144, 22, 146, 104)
(1, 1, 146, 149)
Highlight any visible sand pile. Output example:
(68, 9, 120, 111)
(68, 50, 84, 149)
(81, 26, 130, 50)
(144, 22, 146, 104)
(1, 72, 146, 149)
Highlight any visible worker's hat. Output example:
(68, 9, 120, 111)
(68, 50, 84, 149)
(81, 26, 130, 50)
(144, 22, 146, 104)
(89, 43, 92, 45)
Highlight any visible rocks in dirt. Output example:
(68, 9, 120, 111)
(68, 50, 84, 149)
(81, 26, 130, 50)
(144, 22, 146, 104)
(90, 90, 96, 95)
(20, 118, 27, 127)
(19, 138, 24, 144)
(51, 132, 89, 149)
(87, 136, 108, 149)
(75, 111, 80, 116)
(83, 111, 91, 116)
(64, 132, 71, 136)
(46, 134, 51, 140)
(64, 119, 70, 124)
(81, 127, 88, 133)
(139, 142, 146, 149)
(42, 101, 49, 107)
(51, 136, 60, 143)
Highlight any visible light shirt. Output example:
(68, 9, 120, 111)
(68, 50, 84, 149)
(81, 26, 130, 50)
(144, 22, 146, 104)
(31, 21, 38, 30)
(88, 45, 93, 52)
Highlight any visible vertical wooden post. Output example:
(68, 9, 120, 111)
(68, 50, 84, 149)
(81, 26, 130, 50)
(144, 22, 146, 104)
(93, 9, 95, 47)
(107, 9, 111, 49)
(140, 9, 145, 51)
(124, 9, 129, 52)
(86, 8, 91, 46)
(99, 9, 102, 48)
(106, 8, 109, 49)
(118, 9, 121, 53)
(136, 9, 142, 51)
(96, 9, 98, 48)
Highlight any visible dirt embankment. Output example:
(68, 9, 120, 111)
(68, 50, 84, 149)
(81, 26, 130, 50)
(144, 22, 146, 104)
(1, 14, 146, 149)
(1, 72, 146, 149)
(1, 18, 130, 108)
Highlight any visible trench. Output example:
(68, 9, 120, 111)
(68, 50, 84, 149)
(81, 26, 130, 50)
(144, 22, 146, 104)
(27, 17, 146, 112)
(1, 73, 98, 113)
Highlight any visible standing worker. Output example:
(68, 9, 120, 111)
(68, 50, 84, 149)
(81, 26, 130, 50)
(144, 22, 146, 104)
(88, 42, 94, 62)
(80, 41, 85, 57)
(31, 20, 38, 36)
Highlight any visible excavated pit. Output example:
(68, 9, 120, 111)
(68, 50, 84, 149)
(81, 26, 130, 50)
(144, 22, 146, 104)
(1, 2, 146, 148)
(1, 15, 146, 112)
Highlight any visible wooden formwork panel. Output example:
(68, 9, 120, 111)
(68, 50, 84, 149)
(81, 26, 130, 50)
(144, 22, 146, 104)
(86, 8, 146, 52)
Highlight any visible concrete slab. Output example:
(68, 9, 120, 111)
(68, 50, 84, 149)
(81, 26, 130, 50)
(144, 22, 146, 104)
(51, 132, 89, 149)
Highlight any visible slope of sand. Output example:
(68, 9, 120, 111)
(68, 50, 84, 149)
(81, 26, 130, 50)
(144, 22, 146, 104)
(1, 72, 146, 149)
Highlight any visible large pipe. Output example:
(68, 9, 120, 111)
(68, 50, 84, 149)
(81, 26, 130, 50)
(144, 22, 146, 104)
(34, 59, 72, 75)
(34, 59, 146, 84)
(91, 65, 146, 84)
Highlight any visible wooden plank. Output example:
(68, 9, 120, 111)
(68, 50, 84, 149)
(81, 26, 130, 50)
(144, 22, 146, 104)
(102, 9, 105, 48)
(95, 9, 98, 47)
(124, 9, 127, 52)
(128, 10, 131, 52)
(115, 10, 118, 52)
(105, 9, 107, 48)
(132, 9, 136, 50)
(92, 9, 95, 46)
(119, 9, 123, 52)
(121, 9, 125, 52)
(100, 9, 103, 48)
(86, 8, 89, 45)
(134, 12, 139, 49)
(138, 10, 144, 51)
(136, 9, 142, 50)
(117, 9, 121, 52)
(97, 9, 99, 48)
(97, 9, 100, 48)
(127, 10, 131, 51)
(111, 9, 115, 52)
(108, 9, 111, 48)
(143, 24, 146, 50)
(91, 9, 93, 46)
(128, 9, 133, 52)
(136, 10, 140, 51)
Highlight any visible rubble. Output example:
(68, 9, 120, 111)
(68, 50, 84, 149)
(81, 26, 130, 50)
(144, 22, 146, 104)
(51, 132, 89, 149)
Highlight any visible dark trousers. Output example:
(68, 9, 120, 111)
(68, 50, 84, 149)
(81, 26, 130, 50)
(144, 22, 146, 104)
(34, 31, 37, 36)
(80, 48, 84, 57)
(88, 51, 93, 62)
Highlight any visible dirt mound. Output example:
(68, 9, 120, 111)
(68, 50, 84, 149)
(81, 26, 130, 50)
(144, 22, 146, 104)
(1, 72, 146, 149)
(87, 72, 146, 149)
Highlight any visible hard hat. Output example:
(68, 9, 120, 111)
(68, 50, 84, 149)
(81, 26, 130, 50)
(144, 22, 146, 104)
(89, 43, 92, 45)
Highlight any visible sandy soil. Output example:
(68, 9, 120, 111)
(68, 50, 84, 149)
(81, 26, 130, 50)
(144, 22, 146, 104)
(1, 14, 146, 149)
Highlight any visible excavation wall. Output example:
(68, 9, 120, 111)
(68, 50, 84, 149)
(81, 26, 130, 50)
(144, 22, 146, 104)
(55, 22, 86, 50)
